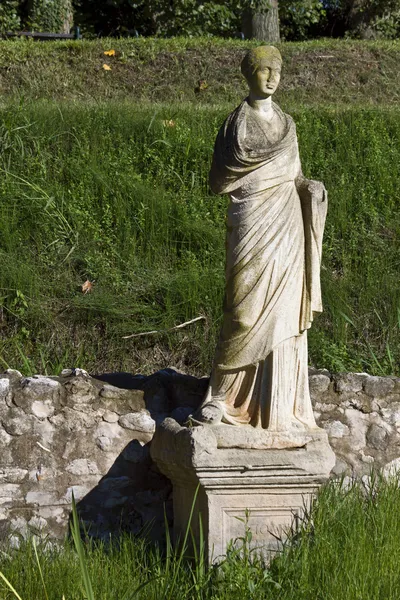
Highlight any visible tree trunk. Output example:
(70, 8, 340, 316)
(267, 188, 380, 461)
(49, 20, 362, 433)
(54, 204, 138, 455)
(23, 0, 73, 33)
(62, 0, 73, 33)
(242, 0, 280, 43)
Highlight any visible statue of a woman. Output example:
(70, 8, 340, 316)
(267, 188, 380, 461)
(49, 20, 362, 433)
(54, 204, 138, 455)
(193, 46, 327, 433)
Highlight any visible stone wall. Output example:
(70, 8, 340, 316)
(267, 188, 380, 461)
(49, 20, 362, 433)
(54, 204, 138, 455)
(1, 367, 400, 543)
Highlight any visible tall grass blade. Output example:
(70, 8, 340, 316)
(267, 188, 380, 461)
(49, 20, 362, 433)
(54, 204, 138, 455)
(70, 494, 95, 600)
(32, 537, 49, 600)
(0, 571, 23, 600)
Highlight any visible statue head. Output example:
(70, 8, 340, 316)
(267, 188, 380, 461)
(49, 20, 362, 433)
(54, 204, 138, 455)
(241, 46, 282, 98)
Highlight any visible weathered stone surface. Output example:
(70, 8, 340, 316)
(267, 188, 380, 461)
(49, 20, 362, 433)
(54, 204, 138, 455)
(0, 367, 400, 546)
(366, 423, 388, 450)
(31, 400, 55, 419)
(66, 459, 99, 476)
(309, 371, 331, 395)
(0, 468, 28, 483)
(102, 410, 119, 423)
(0, 379, 10, 400)
(364, 376, 395, 398)
(324, 420, 349, 439)
(151, 418, 335, 561)
(16, 377, 61, 412)
(334, 373, 367, 394)
(383, 457, 400, 478)
(65, 485, 91, 503)
(119, 412, 155, 433)
(0, 484, 22, 504)
(2, 408, 32, 436)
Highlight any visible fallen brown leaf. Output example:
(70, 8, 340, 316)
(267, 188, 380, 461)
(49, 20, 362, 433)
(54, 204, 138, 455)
(82, 280, 94, 294)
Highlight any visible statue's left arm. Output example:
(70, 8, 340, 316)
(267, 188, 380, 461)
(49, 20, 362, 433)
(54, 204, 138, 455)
(295, 168, 328, 319)
(295, 170, 327, 205)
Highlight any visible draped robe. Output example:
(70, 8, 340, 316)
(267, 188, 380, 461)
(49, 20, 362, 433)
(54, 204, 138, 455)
(201, 100, 327, 430)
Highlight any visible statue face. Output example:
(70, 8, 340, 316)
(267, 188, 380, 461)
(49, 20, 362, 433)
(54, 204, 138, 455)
(249, 60, 281, 98)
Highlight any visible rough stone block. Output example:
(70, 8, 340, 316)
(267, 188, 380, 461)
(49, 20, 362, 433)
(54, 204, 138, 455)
(119, 412, 155, 433)
(363, 376, 395, 398)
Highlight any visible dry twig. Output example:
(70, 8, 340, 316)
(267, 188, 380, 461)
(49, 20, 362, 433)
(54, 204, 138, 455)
(122, 315, 206, 339)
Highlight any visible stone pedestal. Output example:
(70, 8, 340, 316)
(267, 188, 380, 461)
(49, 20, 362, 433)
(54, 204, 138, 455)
(151, 418, 335, 562)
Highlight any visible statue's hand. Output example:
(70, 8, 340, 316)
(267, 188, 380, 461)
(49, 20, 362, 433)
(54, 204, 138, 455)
(296, 176, 326, 202)
(307, 180, 327, 201)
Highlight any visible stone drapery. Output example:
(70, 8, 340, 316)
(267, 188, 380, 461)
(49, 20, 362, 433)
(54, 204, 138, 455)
(202, 100, 327, 429)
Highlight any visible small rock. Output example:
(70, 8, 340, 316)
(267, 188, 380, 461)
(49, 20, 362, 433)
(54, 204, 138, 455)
(26, 491, 61, 506)
(74, 368, 89, 377)
(61, 369, 74, 377)
(95, 421, 124, 439)
(5, 369, 22, 379)
(49, 413, 65, 426)
(334, 373, 367, 394)
(100, 384, 125, 399)
(0, 484, 22, 504)
(66, 459, 99, 476)
(8, 536, 21, 549)
(366, 423, 388, 450)
(9, 517, 28, 537)
(314, 402, 337, 413)
(102, 410, 119, 423)
(331, 458, 350, 476)
(3, 411, 31, 436)
(382, 457, 400, 479)
(31, 400, 55, 419)
(119, 412, 155, 433)
(96, 436, 112, 451)
(324, 420, 350, 439)
(0, 379, 10, 400)
(359, 451, 374, 464)
(0, 468, 28, 483)
(309, 373, 331, 395)
(0, 429, 13, 446)
(28, 516, 48, 531)
(65, 486, 90, 503)
(363, 375, 395, 398)
(344, 408, 369, 451)
(64, 377, 97, 405)
(21, 376, 60, 396)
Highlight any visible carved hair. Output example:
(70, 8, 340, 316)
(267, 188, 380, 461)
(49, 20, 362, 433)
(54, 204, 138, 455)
(241, 46, 282, 82)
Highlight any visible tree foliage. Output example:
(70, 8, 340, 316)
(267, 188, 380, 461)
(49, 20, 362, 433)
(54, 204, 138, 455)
(2, 0, 400, 44)
(0, 0, 21, 33)
(73, 0, 328, 40)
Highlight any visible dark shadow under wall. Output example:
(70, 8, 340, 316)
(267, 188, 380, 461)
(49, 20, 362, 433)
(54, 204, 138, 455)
(74, 369, 208, 544)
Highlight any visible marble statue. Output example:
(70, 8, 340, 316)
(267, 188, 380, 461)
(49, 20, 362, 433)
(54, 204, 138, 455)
(193, 46, 328, 434)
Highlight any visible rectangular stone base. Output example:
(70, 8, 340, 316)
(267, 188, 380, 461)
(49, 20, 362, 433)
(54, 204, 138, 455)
(151, 418, 335, 562)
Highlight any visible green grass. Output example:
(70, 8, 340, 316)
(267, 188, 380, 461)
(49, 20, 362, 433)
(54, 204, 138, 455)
(2, 477, 400, 599)
(0, 38, 399, 106)
(0, 101, 399, 376)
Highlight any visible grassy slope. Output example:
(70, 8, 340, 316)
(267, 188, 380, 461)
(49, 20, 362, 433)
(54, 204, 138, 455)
(0, 38, 399, 376)
(0, 38, 399, 106)
(0, 102, 399, 376)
